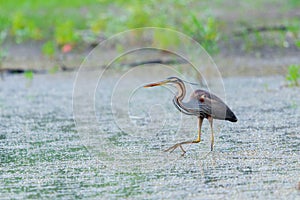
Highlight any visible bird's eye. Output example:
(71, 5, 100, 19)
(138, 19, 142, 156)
(199, 95, 205, 103)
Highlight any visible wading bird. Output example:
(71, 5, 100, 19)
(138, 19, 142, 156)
(144, 77, 237, 155)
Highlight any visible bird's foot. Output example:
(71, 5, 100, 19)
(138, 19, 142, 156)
(164, 143, 187, 156)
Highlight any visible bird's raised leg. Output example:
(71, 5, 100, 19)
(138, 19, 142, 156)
(208, 116, 214, 151)
(164, 117, 203, 156)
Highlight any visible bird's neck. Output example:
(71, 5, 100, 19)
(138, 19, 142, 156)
(175, 81, 186, 101)
(173, 81, 191, 114)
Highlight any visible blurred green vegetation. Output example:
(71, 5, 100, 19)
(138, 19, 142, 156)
(24, 70, 34, 80)
(0, 0, 220, 54)
(286, 64, 300, 87)
(0, 0, 299, 57)
(42, 41, 56, 58)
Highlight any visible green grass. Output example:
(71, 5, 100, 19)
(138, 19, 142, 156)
(286, 64, 300, 87)
(24, 70, 34, 80)
(0, 0, 299, 57)
(0, 0, 101, 41)
(0, 0, 221, 54)
(42, 41, 56, 58)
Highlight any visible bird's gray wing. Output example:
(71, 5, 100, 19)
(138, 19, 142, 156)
(185, 93, 227, 119)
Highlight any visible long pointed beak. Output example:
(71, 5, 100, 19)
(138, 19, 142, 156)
(143, 80, 168, 88)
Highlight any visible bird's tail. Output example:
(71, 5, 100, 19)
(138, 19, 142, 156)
(225, 108, 238, 122)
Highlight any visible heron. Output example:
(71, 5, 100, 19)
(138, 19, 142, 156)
(144, 77, 237, 155)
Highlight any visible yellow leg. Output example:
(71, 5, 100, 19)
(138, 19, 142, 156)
(193, 117, 202, 143)
(164, 117, 203, 156)
(208, 116, 214, 151)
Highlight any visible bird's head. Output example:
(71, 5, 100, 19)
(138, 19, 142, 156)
(143, 77, 183, 88)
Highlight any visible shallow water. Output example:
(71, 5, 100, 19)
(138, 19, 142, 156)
(0, 72, 299, 199)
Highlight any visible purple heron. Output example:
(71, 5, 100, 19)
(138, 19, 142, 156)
(144, 77, 237, 155)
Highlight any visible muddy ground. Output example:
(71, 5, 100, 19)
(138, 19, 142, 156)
(0, 71, 299, 199)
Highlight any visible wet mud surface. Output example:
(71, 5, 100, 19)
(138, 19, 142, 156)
(0, 72, 299, 199)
